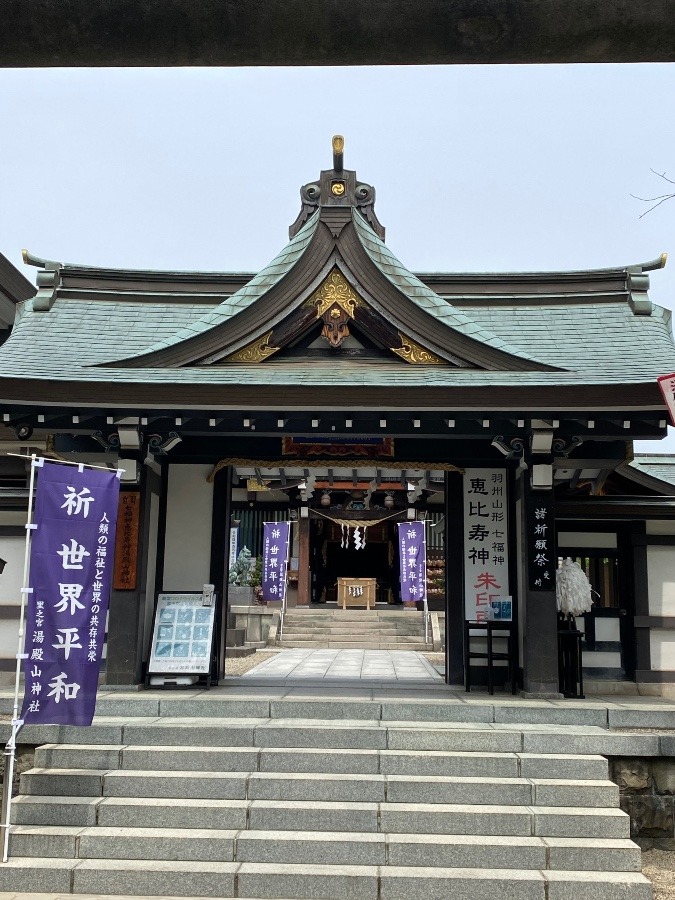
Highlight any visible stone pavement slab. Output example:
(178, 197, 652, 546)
(243, 648, 442, 680)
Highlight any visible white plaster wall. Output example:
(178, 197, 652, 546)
(595, 617, 620, 643)
(557, 531, 617, 549)
(583, 650, 622, 669)
(0, 535, 26, 606)
(647, 521, 675, 536)
(163, 465, 213, 591)
(647, 546, 675, 617)
(650, 629, 675, 670)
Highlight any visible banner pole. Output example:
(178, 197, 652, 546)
(5, 452, 124, 475)
(422, 518, 429, 646)
(1, 453, 38, 863)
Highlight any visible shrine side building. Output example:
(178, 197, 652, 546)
(1, 143, 675, 696)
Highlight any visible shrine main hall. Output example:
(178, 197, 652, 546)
(1, 138, 675, 696)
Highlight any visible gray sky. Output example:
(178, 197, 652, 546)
(1, 64, 674, 449)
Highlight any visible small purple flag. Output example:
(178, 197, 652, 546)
(20, 461, 120, 726)
(261, 522, 290, 602)
(397, 522, 427, 603)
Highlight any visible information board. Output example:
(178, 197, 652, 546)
(463, 468, 509, 621)
(148, 593, 216, 674)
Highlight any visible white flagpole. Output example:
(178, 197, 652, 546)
(421, 518, 429, 646)
(280, 521, 291, 640)
(1, 453, 38, 863)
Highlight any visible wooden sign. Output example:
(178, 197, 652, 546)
(526, 490, 556, 591)
(113, 491, 140, 590)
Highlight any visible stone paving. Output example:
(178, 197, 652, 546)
(241, 648, 442, 680)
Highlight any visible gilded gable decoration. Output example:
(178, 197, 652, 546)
(391, 334, 443, 365)
(307, 269, 364, 319)
(226, 330, 279, 363)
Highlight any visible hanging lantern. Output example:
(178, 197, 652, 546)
(321, 491, 331, 507)
(384, 492, 395, 509)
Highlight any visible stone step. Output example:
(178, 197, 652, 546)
(277, 641, 433, 650)
(278, 632, 428, 640)
(9, 826, 642, 871)
(11, 796, 630, 838)
(15, 717, 664, 757)
(278, 625, 427, 633)
(285, 610, 424, 617)
(9, 692, 669, 730)
(20, 768, 619, 808)
(34, 744, 609, 780)
(0, 858, 652, 899)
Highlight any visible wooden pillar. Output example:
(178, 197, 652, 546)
(444, 470, 465, 685)
(630, 522, 650, 683)
(297, 515, 311, 606)
(210, 465, 232, 682)
(106, 465, 161, 685)
(521, 474, 560, 696)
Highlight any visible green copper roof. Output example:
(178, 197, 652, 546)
(116, 210, 320, 360)
(1, 292, 675, 388)
(1, 205, 674, 392)
(352, 210, 544, 364)
(629, 455, 675, 488)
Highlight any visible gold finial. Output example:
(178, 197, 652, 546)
(332, 134, 344, 173)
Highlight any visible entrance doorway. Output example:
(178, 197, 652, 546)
(223, 462, 449, 681)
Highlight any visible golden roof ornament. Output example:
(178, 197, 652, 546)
(332, 134, 344, 173)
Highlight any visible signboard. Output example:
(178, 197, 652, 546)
(113, 491, 140, 590)
(261, 521, 291, 602)
(229, 526, 239, 569)
(657, 373, 675, 426)
(463, 468, 509, 621)
(526, 491, 556, 590)
(397, 522, 427, 602)
(148, 593, 216, 674)
(489, 595, 513, 621)
(20, 461, 120, 726)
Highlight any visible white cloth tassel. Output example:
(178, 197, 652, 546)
(556, 557, 593, 616)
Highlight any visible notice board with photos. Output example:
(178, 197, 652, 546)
(148, 593, 216, 675)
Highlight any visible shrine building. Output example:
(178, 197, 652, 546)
(1, 138, 675, 696)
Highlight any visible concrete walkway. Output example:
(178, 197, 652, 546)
(242, 648, 442, 680)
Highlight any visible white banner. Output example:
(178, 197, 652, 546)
(463, 468, 509, 621)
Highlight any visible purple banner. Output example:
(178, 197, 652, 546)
(261, 521, 290, 602)
(21, 461, 120, 726)
(397, 522, 427, 603)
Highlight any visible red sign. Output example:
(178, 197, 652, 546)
(657, 373, 675, 426)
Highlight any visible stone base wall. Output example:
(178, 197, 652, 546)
(611, 757, 675, 849)
(0, 746, 35, 796)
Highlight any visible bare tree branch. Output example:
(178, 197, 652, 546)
(650, 167, 675, 187)
(633, 169, 675, 217)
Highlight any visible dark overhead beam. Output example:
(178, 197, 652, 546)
(1, 0, 674, 66)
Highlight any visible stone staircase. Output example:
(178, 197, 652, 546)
(279, 607, 434, 650)
(2, 694, 654, 898)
